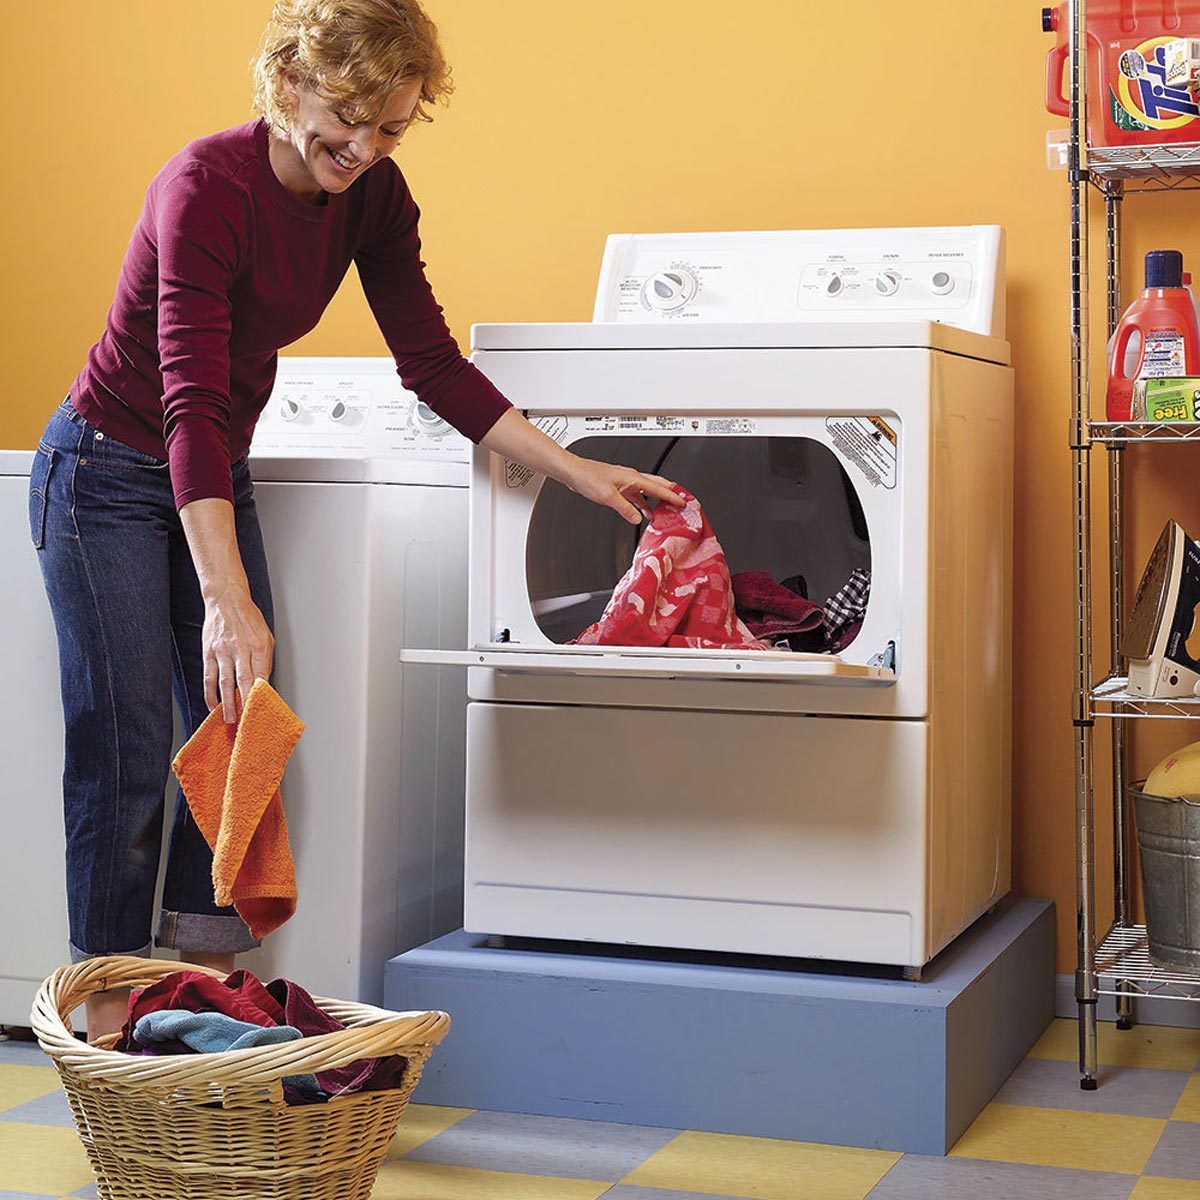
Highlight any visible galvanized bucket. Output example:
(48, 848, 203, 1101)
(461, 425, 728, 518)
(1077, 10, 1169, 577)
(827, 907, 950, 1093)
(1130, 782, 1200, 970)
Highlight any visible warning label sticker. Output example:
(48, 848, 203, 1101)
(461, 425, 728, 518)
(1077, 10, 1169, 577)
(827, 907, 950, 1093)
(824, 416, 898, 489)
(705, 417, 756, 435)
(506, 415, 568, 488)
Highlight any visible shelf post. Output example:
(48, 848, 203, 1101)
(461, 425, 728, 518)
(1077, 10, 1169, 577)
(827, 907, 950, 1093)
(1069, 0, 1100, 1090)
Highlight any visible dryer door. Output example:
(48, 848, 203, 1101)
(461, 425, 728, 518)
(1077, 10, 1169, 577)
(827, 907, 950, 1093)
(408, 413, 905, 689)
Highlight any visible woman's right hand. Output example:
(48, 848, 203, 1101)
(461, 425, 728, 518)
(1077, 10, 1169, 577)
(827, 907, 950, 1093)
(202, 583, 274, 723)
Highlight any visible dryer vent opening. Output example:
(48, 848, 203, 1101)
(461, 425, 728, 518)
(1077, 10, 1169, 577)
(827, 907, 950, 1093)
(525, 436, 871, 646)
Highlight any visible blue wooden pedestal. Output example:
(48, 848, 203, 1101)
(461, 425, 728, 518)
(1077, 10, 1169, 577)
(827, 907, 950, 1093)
(385, 897, 1054, 1155)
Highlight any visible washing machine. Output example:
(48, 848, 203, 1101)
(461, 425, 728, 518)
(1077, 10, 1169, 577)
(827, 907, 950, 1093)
(407, 226, 1014, 970)
(0, 448, 72, 1026)
(0, 357, 469, 1026)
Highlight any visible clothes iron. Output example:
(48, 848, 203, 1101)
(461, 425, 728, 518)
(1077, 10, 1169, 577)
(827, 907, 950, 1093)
(1123, 520, 1200, 698)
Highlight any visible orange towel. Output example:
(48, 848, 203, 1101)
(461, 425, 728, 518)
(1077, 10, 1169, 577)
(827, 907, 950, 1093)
(172, 678, 305, 940)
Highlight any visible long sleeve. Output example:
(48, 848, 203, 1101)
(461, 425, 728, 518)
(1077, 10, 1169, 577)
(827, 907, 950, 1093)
(154, 164, 248, 507)
(354, 164, 511, 442)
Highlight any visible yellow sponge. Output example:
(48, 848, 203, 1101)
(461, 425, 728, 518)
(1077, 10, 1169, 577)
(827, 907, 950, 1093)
(1146, 740, 1200, 799)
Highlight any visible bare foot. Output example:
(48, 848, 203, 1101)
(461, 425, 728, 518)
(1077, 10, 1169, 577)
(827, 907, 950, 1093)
(86, 988, 132, 1045)
(183, 952, 235, 976)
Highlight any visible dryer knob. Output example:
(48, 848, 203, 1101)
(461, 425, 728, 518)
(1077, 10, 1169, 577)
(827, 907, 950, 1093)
(643, 268, 698, 312)
(280, 397, 302, 422)
(826, 273, 844, 296)
(412, 401, 449, 435)
(330, 400, 348, 422)
(930, 270, 955, 295)
(874, 270, 901, 297)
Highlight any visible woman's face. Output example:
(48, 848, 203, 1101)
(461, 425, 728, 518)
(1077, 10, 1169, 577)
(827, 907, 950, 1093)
(276, 77, 422, 199)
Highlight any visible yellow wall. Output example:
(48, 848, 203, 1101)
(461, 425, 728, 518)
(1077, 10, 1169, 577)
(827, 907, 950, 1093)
(4, 1, 1193, 973)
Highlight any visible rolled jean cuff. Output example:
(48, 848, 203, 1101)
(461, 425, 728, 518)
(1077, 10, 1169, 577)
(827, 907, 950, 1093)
(156, 911, 261, 956)
(69, 940, 153, 965)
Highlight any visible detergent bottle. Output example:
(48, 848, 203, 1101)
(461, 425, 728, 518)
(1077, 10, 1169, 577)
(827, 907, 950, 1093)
(1043, 0, 1200, 147)
(1107, 250, 1200, 421)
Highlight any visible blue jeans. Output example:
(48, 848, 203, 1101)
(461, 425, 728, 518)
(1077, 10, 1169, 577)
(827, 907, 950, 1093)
(30, 397, 274, 962)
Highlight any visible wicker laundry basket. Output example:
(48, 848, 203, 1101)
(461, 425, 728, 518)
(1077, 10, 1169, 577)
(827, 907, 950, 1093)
(30, 956, 450, 1200)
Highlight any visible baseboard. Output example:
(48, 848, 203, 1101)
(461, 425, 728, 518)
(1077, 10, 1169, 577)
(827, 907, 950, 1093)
(1055, 974, 1200, 1028)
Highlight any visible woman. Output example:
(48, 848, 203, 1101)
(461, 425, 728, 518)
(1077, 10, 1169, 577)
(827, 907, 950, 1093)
(30, 0, 679, 1041)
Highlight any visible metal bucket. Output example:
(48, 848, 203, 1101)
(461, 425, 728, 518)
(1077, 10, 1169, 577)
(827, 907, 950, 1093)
(1130, 782, 1200, 970)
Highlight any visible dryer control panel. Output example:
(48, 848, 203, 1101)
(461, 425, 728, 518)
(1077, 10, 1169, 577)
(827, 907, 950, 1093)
(251, 357, 469, 461)
(593, 226, 1005, 339)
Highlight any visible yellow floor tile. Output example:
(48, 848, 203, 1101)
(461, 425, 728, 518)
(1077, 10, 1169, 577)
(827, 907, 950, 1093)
(0, 1062, 62, 1112)
(1030, 1019, 1200, 1072)
(0, 1123, 96, 1195)
(371, 1160, 609, 1199)
(949, 1103, 1164, 1174)
(385, 1102, 476, 1158)
(1173, 1074, 1200, 1123)
(1131, 1180, 1200, 1199)
(623, 1130, 901, 1200)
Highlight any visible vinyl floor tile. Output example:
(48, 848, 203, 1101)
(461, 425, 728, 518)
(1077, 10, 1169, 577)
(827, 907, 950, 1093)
(1131, 1180, 1200, 1199)
(1144, 1121, 1200, 1181)
(384, 1103, 476, 1159)
(604, 1187, 757, 1200)
(623, 1130, 900, 1200)
(992, 1056, 1191, 1118)
(1029, 1020, 1200, 1072)
(405, 1109, 679, 1180)
(0, 1040, 52, 1068)
(0, 1087, 75, 1128)
(948, 1103, 1165, 1174)
(0, 1124, 96, 1196)
(0, 1065, 62, 1115)
(862, 1154, 1137, 1199)
(371, 1161, 609, 1200)
(1174, 1075, 1200, 1123)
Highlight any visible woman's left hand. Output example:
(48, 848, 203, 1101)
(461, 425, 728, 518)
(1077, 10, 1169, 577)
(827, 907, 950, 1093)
(563, 458, 684, 524)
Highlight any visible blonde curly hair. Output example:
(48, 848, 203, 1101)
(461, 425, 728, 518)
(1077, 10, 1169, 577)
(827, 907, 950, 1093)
(252, 0, 453, 133)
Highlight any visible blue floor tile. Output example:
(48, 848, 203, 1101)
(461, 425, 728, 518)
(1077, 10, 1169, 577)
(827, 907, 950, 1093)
(0, 1089, 76, 1129)
(405, 1109, 680, 1180)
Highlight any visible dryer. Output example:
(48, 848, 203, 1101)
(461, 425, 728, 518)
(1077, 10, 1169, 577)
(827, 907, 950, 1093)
(407, 227, 1014, 970)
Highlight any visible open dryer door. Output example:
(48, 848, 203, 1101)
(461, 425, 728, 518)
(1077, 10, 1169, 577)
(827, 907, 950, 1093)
(402, 644, 891, 682)
(404, 422, 900, 687)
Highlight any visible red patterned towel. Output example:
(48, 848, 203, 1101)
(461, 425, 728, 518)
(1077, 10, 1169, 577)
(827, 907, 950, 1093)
(576, 486, 766, 650)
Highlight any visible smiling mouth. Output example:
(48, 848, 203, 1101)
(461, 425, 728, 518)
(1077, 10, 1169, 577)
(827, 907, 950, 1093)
(326, 146, 360, 173)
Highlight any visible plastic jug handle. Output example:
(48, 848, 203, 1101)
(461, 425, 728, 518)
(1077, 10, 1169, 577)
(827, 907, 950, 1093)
(1110, 320, 1142, 381)
(1046, 44, 1070, 117)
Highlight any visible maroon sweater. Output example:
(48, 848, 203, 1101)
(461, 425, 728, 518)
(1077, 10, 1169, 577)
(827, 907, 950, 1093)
(71, 120, 511, 507)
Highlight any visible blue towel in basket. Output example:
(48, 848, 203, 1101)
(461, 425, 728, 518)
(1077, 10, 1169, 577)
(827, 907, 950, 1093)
(133, 1010, 323, 1098)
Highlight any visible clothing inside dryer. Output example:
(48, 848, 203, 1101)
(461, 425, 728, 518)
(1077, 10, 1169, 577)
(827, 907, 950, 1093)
(525, 436, 871, 646)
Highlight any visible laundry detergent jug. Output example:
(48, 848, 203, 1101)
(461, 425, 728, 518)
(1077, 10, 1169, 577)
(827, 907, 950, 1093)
(1044, 0, 1200, 147)
(1107, 250, 1200, 421)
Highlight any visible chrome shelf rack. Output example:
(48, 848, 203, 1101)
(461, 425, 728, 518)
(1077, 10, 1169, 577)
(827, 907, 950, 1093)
(1067, 0, 1200, 1089)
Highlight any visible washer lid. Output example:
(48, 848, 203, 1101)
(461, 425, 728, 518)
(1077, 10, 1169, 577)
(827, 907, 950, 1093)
(247, 454, 468, 487)
(471, 320, 1011, 366)
(0, 450, 34, 476)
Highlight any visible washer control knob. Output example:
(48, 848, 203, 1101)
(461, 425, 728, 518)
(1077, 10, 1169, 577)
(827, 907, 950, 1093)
(826, 273, 844, 296)
(874, 270, 902, 297)
(280, 397, 302, 422)
(930, 270, 955, 295)
(642, 268, 698, 312)
(330, 400, 348, 422)
(412, 401, 449, 435)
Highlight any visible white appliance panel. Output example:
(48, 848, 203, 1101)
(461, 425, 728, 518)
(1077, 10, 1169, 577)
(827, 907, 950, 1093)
(465, 702, 930, 964)
(237, 478, 468, 1004)
(0, 464, 76, 1027)
(437, 346, 934, 719)
(591, 226, 1005, 338)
